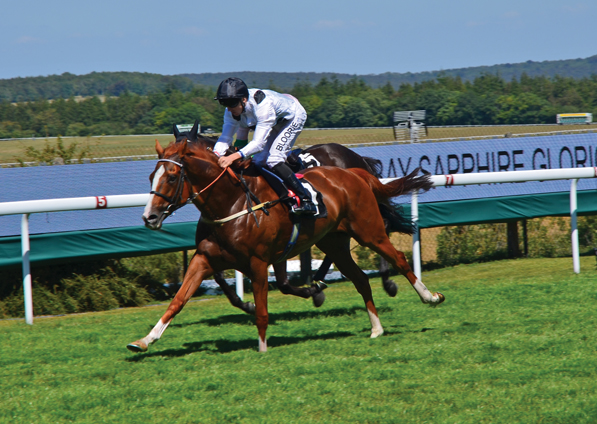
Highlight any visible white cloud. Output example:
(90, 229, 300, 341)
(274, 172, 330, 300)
(16, 36, 43, 44)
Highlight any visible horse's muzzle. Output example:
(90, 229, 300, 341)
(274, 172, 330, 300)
(143, 213, 163, 230)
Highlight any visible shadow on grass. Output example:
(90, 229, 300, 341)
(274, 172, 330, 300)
(126, 330, 355, 360)
(170, 305, 393, 328)
(170, 306, 391, 328)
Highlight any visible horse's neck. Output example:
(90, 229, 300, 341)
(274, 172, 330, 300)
(187, 160, 255, 217)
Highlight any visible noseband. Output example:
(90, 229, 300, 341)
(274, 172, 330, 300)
(150, 158, 198, 216)
(150, 158, 238, 216)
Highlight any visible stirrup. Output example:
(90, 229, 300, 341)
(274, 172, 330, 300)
(293, 201, 317, 215)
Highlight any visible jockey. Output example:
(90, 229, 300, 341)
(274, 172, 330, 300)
(213, 77, 317, 215)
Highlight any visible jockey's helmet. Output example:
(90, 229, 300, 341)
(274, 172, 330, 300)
(214, 77, 249, 108)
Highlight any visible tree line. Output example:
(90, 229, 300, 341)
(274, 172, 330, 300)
(1, 73, 596, 139)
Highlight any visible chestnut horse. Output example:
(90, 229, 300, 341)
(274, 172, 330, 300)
(173, 123, 410, 313)
(127, 139, 444, 352)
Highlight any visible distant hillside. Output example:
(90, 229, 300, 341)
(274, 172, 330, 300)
(181, 55, 597, 89)
(2, 55, 596, 102)
(0, 72, 195, 103)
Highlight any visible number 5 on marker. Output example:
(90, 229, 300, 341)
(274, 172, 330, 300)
(96, 196, 107, 208)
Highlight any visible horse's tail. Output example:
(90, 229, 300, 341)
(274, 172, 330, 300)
(349, 167, 433, 201)
(362, 156, 383, 178)
(349, 167, 433, 235)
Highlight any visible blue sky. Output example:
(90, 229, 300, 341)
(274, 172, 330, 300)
(1, 0, 595, 80)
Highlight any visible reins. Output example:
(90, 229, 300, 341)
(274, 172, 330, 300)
(152, 156, 281, 225)
(199, 167, 238, 194)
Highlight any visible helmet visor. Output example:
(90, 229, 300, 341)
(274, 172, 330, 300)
(219, 98, 241, 108)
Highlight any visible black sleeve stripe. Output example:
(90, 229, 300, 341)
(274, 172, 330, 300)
(254, 90, 266, 104)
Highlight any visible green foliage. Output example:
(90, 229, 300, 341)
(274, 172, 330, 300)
(0, 270, 151, 317)
(578, 215, 597, 249)
(0, 71, 195, 103)
(15, 136, 91, 165)
(437, 224, 509, 267)
(526, 217, 571, 258)
(353, 245, 380, 270)
(0, 253, 184, 318)
(3, 70, 597, 138)
(436, 218, 573, 267)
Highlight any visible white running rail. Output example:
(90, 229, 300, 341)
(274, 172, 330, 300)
(2, 167, 596, 324)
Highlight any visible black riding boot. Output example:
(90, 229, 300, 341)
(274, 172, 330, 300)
(271, 163, 317, 215)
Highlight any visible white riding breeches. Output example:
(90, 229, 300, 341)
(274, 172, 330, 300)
(252, 103, 307, 169)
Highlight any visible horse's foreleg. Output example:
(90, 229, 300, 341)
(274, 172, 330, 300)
(213, 271, 256, 315)
(316, 235, 384, 338)
(126, 253, 214, 353)
(250, 259, 270, 352)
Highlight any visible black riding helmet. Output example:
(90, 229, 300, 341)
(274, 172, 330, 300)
(214, 77, 249, 108)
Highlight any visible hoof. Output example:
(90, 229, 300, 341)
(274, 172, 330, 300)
(243, 302, 256, 315)
(312, 291, 326, 308)
(370, 328, 384, 338)
(126, 340, 148, 353)
(429, 292, 445, 308)
(314, 281, 328, 292)
(383, 280, 398, 297)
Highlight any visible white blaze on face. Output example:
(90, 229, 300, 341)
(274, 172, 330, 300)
(144, 165, 165, 218)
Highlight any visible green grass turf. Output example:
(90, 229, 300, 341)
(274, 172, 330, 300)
(1, 256, 596, 423)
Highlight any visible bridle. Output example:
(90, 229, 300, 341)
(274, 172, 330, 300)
(150, 157, 237, 216)
(150, 158, 198, 216)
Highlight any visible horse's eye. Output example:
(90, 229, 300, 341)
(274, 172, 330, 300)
(168, 175, 177, 183)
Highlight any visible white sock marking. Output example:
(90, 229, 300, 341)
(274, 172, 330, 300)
(413, 279, 435, 303)
(143, 318, 171, 345)
(367, 309, 384, 338)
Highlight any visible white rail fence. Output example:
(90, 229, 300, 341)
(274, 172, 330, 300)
(1, 167, 596, 324)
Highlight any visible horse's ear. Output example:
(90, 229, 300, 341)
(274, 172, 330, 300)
(155, 139, 165, 158)
(173, 124, 180, 139)
(189, 120, 199, 141)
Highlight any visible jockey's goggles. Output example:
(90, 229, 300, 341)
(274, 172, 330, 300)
(219, 98, 241, 108)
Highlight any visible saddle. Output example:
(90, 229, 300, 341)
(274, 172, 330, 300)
(255, 165, 327, 219)
(286, 148, 321, 173)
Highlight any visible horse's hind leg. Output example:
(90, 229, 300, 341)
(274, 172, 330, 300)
(379, 256, 398, 297)
(316, 234, 384, 338)
(357, 235, 444, 307)
(272, 262, 326, 308)
(347, 204, 443, 306)
(127, 253, 214, 353)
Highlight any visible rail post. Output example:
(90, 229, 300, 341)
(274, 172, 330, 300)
(235, 271, 244, 300)
(21, 214, 33, 325)
(412, 190, 421, 279)
(570, 179, 580, 274)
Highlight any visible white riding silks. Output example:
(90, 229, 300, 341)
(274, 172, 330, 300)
(214, 89, 306, 166)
